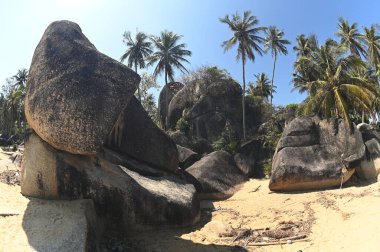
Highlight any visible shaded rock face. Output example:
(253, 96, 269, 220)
(234, 138, 266, 178)
(356, 124, 380, 181)
(177, 145, 200, 169)
(25, 20, 140, 155)
(21, 132, 200, 231)
(270, 117, 365, 191)
(105, 97, 179, 173)
(158, 82, 184, 128)
(186, 151, 246, 199)
(167, 78, 242, 142)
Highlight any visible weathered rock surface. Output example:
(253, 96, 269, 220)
(22, 199, 99, 252)
(21, 132, 200, 230)
(270, 117, 365, 191)
(234, 138, 266, 177)
(25, 20, 140, 155)
(105, 97, 179, 172)
(177, 145, 200, 169)
(357, 124, 380, 181)
(158, 82, 184, 128)
(167, 76, 242, 142)
(186, 151, 246, 199)
(0, 185, 99, 252)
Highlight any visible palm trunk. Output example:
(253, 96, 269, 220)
(165, 70, 169, 131)
(270, 54, 277, 106)
(362, 110, 365, 123)
(135, 65, 141, 101)
(242, 57, 246, 141)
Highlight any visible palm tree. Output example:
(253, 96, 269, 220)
(148, 30, 191, 129)
(220, 11, 265, 140)
(293, 34, 317, 58)
(264, 26, 290, 106)
(335, 18, 367, 58)
(294, 38, 378, 125)
(120, 31, 153, 100)
(362, 25, 380, 71)
(250, 73, 275, 100)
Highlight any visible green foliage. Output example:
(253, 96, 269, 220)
(263, 161, 273, 176)
(211, 137, 239, 153)
(0, 69, 28, 135)
(175, 117, 190, 134)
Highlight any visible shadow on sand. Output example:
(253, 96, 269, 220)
(102, 200, 248, 252)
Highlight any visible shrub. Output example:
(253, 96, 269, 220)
(175, 117, 190, 134)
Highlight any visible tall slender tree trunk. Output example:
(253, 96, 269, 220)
(270, 53, 277, 106)
(242, 57, 246, 141)
(362, 110, 365, 123)
(135, 65, 141, 101)
(165, 70, 169, 131)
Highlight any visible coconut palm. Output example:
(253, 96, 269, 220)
(335, 18, 367, 58)
(296, 39, 378, 125)
(148, 30, 191, 129)
(362, 25, 380, 71)
(250, 73, 275, 100)
(121, 31, 153, 100)
(220, 11, 265, 140)
(264, 26, 290, 106)
(293, 34, 318, 58)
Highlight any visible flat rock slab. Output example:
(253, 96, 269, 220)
(0, 183, 98, 252)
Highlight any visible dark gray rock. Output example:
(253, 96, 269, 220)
(158, 82, 184, 128)
(21, 132, 200, 231)
(177, 145, 200, 169)
(270, 117, 365, 191)
(234, 138, 266, 178)
(105, 97, 179, 173)
(167, 77, 242, 142)
(186, 151, 246, 200)
(25, 20, 140, 155)
(169, 131, 193, 149)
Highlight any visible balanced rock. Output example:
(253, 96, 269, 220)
(186, 151, 246, 199)
(25, 20, 140, 155)
(105, 97, 179, 172)
(270, 117, 365, 191)
(21, 132, 200, 230)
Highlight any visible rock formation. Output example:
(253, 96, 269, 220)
(158, 82, 184, 128)
(167, 72, 242, 142)
(270, 117, 365, 191)
(186, 151, 247, 199)
(25, 20, 140, 155)
(356, 123, 380, 181)
(21, 21, 200, 250)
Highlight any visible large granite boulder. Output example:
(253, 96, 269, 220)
(186, 151, 246, 199)
(105, 97, 179, 173)
(167, 70, 242, 142)
(269, 117, 365, 191)
(158, 82, 184, 128)
(21, 132, 200, 231)
(25, 20, 140, 155)
(356, 123, 380, 181)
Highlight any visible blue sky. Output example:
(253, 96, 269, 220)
(1, 0, 379, 105)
